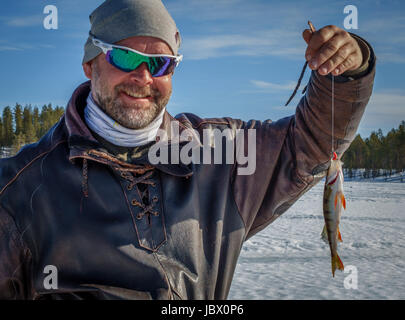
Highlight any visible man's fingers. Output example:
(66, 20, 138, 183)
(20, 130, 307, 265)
(318, 42, 354, 76)
(332, 53, 359, 75)
(303, 24, 363, 76)
(302, 29, 312, 45)
(305, 25, 338, 63)
(315, 34, 351, 72)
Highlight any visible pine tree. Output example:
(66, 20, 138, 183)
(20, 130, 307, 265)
(23, 105, 36, 144)
(54, 106, 65, 124)
(0, 117, 3, 147)
(2, 106, 14, 147)
(39, 103, 54, 137)
(14, 103, 23, 136)
(33, 106, 40, 140)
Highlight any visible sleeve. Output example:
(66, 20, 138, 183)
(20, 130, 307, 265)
(0, 205, 33, 299)
(232, 35, 376, 240)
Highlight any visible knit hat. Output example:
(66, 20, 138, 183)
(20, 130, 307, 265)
(82, 0, 181, 64)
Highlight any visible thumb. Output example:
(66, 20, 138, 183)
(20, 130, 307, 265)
(302, 29, 312, 44)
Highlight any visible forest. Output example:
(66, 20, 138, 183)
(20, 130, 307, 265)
(342, 121, 405, 177)
(0, 103, 64, 155)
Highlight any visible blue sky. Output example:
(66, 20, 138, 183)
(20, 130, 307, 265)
(0, 0, 404, 138)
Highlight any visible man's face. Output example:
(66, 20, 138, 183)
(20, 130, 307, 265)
(83, 36, 173, 130)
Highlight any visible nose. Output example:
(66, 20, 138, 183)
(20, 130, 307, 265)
(129, 62, 153, 86)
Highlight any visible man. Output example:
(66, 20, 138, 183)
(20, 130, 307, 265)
(0, 0, 375, 299)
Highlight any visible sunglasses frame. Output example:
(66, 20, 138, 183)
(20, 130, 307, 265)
(91, 36, 183, 75)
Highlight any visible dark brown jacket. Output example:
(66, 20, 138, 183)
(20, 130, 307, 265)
(0, 36, 375, 300)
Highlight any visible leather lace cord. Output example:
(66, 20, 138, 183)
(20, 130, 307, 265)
(118, 169, 159, 220)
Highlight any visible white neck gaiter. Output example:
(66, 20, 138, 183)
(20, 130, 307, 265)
(84, 92, 165, 147)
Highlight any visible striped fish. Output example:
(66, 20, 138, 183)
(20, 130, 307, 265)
(322, 152, 346, 277)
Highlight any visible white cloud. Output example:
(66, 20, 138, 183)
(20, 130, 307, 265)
(359, 91, 405, 134)
(0, 46, 22, 51)
(169, 0, 405, 67)
(365, 92, 405, 117)
(167, 0, 328, 27)
(167, 0, 333, 61)
(358, 14, 405, 65)
(4, 15, 43, 27)
(250, 80, 297, 91)
(182, 29, 304, 60)
(376, 53, 405, 64)
(0, 42, 55, 52)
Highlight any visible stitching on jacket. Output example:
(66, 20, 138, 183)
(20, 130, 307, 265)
(341, 93, 357, 150)
(171, 287, 184, 300)
(152, 252, 178, 300)
(82, 158, 89, 198)
(228, 119, 259, 239)
(0, 140, 67, 196)
(24, 182, 43, 260)
(229, 172, 248, 240)
(175, 117, 191, 131)
(191, 120, 230, 130)
(17, 147, 54, 268)
(50, 116, 63, 146)
(229, 148, 248, 238)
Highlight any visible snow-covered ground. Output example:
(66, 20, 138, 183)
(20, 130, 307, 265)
(228, 181, 405, 300)
(0, 147, 13, 159)
(343, 169, 405, 183)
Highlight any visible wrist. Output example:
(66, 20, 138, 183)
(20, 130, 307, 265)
(342, 33, 370, 77)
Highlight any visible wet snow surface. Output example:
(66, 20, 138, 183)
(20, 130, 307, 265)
(228, 181, 405, 300)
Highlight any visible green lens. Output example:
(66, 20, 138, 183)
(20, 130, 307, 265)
(107, 48, 175, 76)
(109, 48, 147, 72)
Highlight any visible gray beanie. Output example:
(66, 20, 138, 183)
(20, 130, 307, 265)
(83, 0, 181, 64)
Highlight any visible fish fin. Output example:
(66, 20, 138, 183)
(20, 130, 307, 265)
(321, 225, 328, 243)
(337, 227, 343, 242)
(331, 254, 345, 277)
(341, 194, 346, 210)
(334, 192, 345, 210)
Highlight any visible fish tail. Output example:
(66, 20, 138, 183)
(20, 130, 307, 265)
(331, 253, 344, 277)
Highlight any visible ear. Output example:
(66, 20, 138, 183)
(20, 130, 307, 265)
(83, 61, 93, 80)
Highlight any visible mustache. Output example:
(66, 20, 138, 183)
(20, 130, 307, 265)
(114, 83, 161, 98)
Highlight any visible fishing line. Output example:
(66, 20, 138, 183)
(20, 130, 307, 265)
(331, 74, 335, 156)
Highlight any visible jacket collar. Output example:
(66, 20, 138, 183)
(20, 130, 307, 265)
(65, 81, 195, 177)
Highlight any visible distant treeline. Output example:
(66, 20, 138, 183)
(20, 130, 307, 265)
(342, 120, 405, 173)
(0, 103, 65, 153)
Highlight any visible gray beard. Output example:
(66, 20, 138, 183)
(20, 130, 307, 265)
(94, 90, 164, 130)
(93, 81, 170, 130)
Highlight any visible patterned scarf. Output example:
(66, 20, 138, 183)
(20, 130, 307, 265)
(84, 92, 165, 147)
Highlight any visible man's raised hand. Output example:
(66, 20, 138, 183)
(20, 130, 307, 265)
(302, 25, 363, 76)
